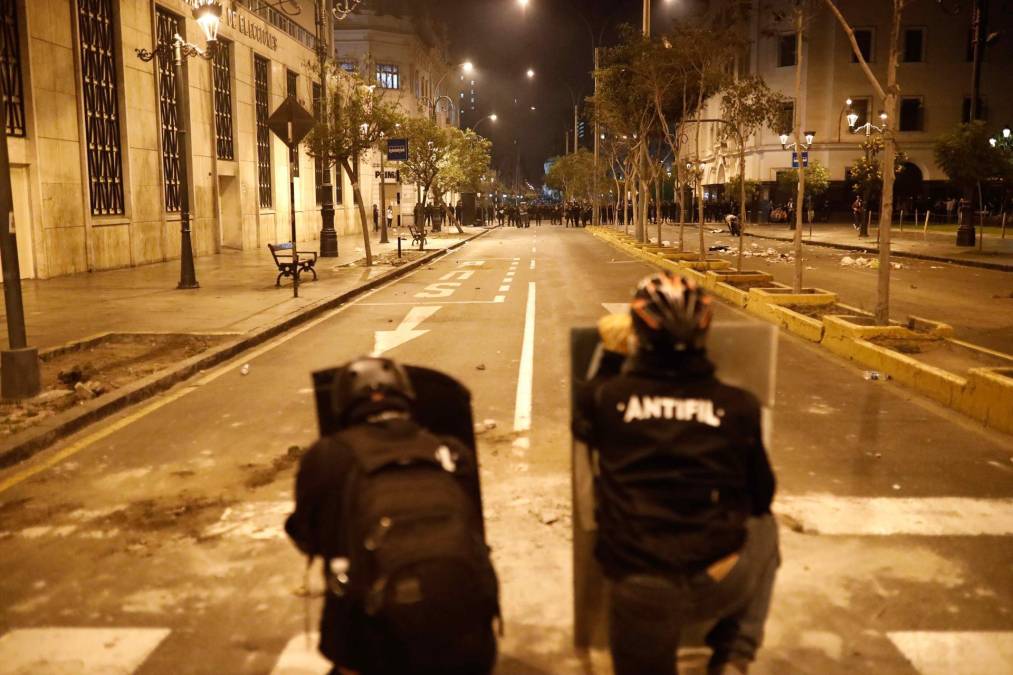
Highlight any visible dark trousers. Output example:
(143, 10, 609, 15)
(608, 515, 780, 675)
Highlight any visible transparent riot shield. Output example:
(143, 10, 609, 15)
(570, 319, 778, 649)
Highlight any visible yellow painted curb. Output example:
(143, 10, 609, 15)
(711, 282, 750, 307)
(748, 287, 838, 306)
(958, 368, 1013, 434)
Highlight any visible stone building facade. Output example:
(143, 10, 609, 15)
(0, 0, 461, 280)
(688, 0, 1012, 212)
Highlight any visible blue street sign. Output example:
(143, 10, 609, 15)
(791, 151, 810, 169)
(387, 138, 408, 162)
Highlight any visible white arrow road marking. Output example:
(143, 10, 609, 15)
(271, 633, 332, 674)
(775, 495, 1013, 536)
(372, 305, 442, 356)
(602, 302, 628, 315)
(514, 282, 537, 433)
(0, 628, 170, 674)
(887, 631, 1013, 675)
(459, 260, 486, 267)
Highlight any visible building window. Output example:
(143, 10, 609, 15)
(902, 28, 925, 63)
(848, 97, 870, 128)
(899, 97, 924, 131)
(777, 34, 796, 68)
(852, 29, 874, 63)
(212, 39, 234, 161)
(777, 101, 794, 135)
(286, 69, 298, 177)
(155, 8, 183, 212)
(376, 63, 399, 90)
(961, 96, 987, 123)
(340, 61, 357, 74)
(254, 54, 272, 208)
(0, 0, 26, 138)
(78, 0, 126, 216)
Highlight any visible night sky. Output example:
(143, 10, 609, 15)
(429, 0, 695, 187)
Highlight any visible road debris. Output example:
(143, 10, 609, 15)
(476, 363, 487, 371)
(240, 364, 250, 376)
(863, 371, 891, 381)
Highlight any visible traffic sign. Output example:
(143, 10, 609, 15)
(268, 95, 315, 148)
(387, 138, 408, 162)
(792, 151, 810, 169)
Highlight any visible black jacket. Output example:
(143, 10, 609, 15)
(285, 417, 481, 668)
(575, 349, 775, 580)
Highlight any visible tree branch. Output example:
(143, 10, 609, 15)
(821, 0, 887, 100)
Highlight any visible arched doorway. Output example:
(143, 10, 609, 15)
(894, 162, 924, 203)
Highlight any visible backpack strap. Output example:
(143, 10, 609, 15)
(341, 424, 445, 475)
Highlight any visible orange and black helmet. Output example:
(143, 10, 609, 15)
(630, 272, 714, 352)
(331, 356, 416, 425)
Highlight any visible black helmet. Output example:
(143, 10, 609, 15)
(630, 272, 714, 352)
(331, 356, 416, 424)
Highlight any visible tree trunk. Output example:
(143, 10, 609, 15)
(792, 8, 805, 293)
(876, 0, 903, 326)
(696, 93, 705, 261)
(343, 155, 372, 267)
(655, 168, 662, 245)
(738, 142, 747, 272)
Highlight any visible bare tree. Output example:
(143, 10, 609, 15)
(823, 0, 910, 324)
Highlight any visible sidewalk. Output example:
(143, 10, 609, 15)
(741, 221, 1012, 271)
(2, 226, 484, 352)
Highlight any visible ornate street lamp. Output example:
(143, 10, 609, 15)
(846, 100, 890, 238)
(135, 0, 222, 289)
(333, 0, 365, 21)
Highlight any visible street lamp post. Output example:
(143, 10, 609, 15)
(428, 62, 473, 123)
(473, 113, 498, 134)
(315, 0, 338, 257)
(136, 0, 223, 290)
(846, 106, 889, 239)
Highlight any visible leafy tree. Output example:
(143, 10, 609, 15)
(777, 161, 830, 199)
(305, 65, 403, 266)
(934, 122, 1012, 191)
(546, 150, 601, 203)
(399, 117, 454, 229)
(724, 175, 761, 205)
(433, 128, 492, 232)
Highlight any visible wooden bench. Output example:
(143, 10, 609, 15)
(267, 242, 318, 287)
(407, 222, 427, 249)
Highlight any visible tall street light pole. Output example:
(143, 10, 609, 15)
(846, 104, 889, 239)
(316, 0, 338, 257)
(136, 0, 223, 290)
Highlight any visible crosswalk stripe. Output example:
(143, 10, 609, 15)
(775, 495, 1013, 536)
(0, 627, 170, 674)
(270, 633, 331, 675)
(887, 631, 1013, 675)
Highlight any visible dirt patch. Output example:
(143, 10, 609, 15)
(240, 445, 305, 488)
(0, 333, 231, 438)
(95, 494, 232, 535)
(347, 249, 430, 267)
(783, 303, 849, 320)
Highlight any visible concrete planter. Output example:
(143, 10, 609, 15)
(746, 288, 837, 342)
(704, 270, 773, 292)
(959, 368, 1013, 434)
(679, 259, 732, 272)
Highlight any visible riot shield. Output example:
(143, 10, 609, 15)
(570, 319, 778, 649)
(312, 364, 482, 517)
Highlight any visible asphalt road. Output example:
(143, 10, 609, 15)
(0, 226, 1010, 674)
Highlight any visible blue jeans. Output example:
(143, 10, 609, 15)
(608, 515, 780, 675)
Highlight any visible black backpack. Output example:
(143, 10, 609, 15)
(334, 425, 500, 669)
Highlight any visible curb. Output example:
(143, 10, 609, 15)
(588, 226, 1013, 435)
(741, 230, 1012, 272)
(0, 229, 492, 469)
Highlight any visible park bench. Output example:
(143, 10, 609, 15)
(267, 242, 318, 287)
(407, 222, 427, 249)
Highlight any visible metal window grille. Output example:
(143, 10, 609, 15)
(254, 54, 272, 208)
(376, 63, 399, 90)
(212, 39, 234, 160)
(286, 69, 298, 177)
(0, 0, 26, 137)
(155, 8, 182, 212)
(78, 0, 125, 215)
